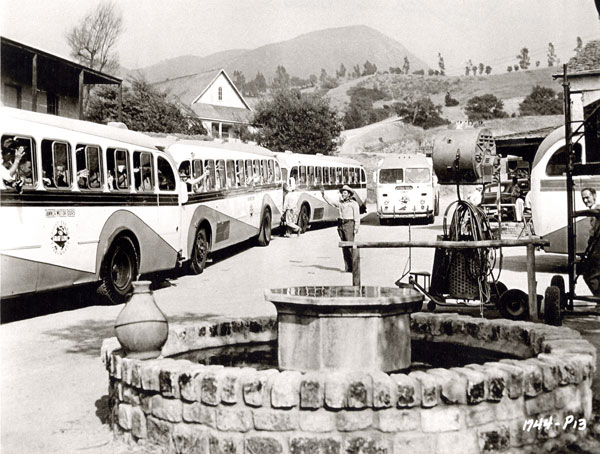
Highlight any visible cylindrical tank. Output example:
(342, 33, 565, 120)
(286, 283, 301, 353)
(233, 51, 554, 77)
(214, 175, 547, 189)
(433, 129, 496, 184)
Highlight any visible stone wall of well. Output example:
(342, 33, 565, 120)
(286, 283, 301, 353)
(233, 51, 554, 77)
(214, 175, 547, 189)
(101, 314, 596, 454)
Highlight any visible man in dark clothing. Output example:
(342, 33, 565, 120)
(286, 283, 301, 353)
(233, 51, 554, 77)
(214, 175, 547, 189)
(581, 188, 600, 296)
(321, 185, 361, 272)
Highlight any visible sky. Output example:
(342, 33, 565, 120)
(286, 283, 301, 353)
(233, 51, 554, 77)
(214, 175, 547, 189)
(1, 0, 599, 75)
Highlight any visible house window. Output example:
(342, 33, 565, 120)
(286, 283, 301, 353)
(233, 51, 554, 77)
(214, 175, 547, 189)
(218, 87, 222, 101)
(2, 84, 22, 109)
(47, 93, 59, 115)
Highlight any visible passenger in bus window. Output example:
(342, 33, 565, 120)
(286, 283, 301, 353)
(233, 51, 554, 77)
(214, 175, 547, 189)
(1, 140, 25, 191)
(55, 165, 69, 187)
(18, 158, 33, 186)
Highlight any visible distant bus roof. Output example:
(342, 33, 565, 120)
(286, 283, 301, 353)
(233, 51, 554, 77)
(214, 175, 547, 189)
(274, 151, 362, 167)
(378, 153, 430, 169)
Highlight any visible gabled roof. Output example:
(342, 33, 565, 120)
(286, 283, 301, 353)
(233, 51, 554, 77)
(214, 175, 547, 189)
(152, 69, 251, 110)
(568, 40, 600, 73)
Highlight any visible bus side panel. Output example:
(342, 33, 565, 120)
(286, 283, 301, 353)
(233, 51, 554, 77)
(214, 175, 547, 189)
(96, 209, 179, 277)
(260, 192, 283, 230)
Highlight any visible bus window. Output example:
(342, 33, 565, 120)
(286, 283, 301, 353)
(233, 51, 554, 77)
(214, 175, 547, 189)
(299, 166, 307, 185)
(41, 140, 71, 189)
(76, 145, 102, 190)
(267, 160, 275, 183)
(354, 168, 360, 184)
(337, 168, 343, 184)
(261, 160, 268, 184)
(235, 160, 245, 187)
(323, 167, 329, 185)
(226, 160, 235, 188)
(133, 151, 154, 192)
(307, 166, 314, 187)
(360, 168, 366, 184)
(252, 160, 261, 184)
(274, 161, 281, 182)
(546, 144, 582, 176)
(1, 135, 36, 189)
(280, 166, 287, 184)
(245, 160, 253, 185)
(107, 148, 130, 190)
(192, 159, 204, 192)
(157, 156, 176, 191)
(215, 160, 225, 190)
(379, 169, 403, 184)
(290, 166, 298, 186)
(204, 159, 215, 191)
(179, 161, 192, 192)
(405, 168, 430, 183)
(316, 167, 322, 186)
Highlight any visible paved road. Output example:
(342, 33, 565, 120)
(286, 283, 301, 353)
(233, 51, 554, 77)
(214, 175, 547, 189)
(1, 203, 598, 453)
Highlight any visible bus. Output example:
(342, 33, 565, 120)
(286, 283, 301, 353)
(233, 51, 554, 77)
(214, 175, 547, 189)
(530, 127, 598, 253)
(374, 153, 439, 224)
(164, 140, 283, 274)
(0, 107, 282, 303)
(275, 151, 367, 232)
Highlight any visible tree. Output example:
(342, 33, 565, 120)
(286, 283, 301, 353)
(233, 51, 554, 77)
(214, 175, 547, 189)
(232, 70, 246, 93)
(66, 1, 123, 74)
(86, 78, 206, 134)
(309, 74, 318, 86)
(478, 63, 484, 75)
(336, 63, 347, 79)
(485, 65, 492, 75)
(319, 68, 328, 84)
(438, 53, 446, 76)
(547, 42, 557, 67)
(253, 89, 342, 155)
(465, 59, 473, 76)
(513, 64, 520, 71)
(402, 56, 410, 75)
(464, 94, 507, 121)
(574, 36, 583, 55)
(507, 66, 513, 73)
(362, 60, 377, 76)
(393, 97, 449, 129)
(517, 47, 530, 70)
(272, 65, 290, 89)
(535, 61, 540, 67)
(444, 92, 459, 107)
(245, 72, 267, 96)
(519, 85, 563, 116)
(352, 64, 361, 79)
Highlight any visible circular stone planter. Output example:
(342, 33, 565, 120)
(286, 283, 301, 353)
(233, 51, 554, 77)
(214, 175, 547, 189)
(101, 314, 596, 454)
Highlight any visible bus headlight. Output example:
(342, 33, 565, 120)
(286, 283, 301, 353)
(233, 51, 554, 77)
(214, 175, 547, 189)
(420, 199, 426, 205)
(384, 200, 389, 206)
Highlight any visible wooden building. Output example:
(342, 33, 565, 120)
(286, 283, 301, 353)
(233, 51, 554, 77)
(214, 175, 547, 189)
(1, 36, 122, 120)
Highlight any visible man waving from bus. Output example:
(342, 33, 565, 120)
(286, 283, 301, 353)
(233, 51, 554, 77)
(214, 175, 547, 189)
(321, 184, 360, 272)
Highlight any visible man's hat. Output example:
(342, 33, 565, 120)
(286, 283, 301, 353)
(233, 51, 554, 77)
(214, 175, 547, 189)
(339, 184, 354, 195)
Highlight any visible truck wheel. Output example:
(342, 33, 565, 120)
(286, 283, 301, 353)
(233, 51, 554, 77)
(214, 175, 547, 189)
(490, 280, 508, 306)
(189, 228, 209, 275)
(550, 275, 566, 309)
(98, 236, 138, 305)
(498, 289, 528, 320)
(544, 286, 562, 326)
(298, 205, 309, 233)
(257, 209, 272, 246)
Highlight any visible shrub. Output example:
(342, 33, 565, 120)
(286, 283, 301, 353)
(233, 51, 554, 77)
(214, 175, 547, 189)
(464, 94, 507, 121)
(393, 97, 450, 129)
(519, 85, 563, 116)
(444, 92, 459, 107)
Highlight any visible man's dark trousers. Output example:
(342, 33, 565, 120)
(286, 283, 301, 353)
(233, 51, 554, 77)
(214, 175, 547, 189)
(337, 219, 355, 272)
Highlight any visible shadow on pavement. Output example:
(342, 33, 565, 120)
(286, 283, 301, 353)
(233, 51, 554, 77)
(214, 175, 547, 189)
(42, 312, 221, 357)
(300, 264, 345, 273)
(500, 253, 568, 273)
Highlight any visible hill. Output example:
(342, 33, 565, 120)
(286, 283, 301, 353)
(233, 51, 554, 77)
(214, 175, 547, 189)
(136, 25, 429, 83)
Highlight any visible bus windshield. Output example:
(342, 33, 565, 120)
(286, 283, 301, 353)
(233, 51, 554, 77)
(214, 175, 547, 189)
(379, 168, 403, 184)
(405, 168, 430, 183)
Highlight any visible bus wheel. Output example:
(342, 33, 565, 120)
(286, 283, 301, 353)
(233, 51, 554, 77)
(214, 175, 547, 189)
(550, 275, 566, 309)
(298, 205, 309, 233)
(257, 210, 272, 246)
(544, 286, 562, 326)
(98, 236, 138, 305)
(490, 280, 508, 306)
(189, 228, 209, 275)
(498, 288, 528, 320)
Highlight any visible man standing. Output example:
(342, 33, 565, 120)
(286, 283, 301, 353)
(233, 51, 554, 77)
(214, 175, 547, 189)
(321, 185, 361, 272)
(580, 188, 600, 296)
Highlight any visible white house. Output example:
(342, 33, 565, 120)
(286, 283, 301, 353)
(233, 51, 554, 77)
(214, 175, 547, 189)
(153, 69, 253, 139)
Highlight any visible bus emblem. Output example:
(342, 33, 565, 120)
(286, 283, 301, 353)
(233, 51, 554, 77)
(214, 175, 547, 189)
(50, 221, 70, 254)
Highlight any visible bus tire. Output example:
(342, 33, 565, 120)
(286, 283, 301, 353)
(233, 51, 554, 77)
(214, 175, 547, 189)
(427, 213, 434, 225)
(498, 288, 529, 320)
(544, 286, 562, 326)
(98, 236, 138, 305)
(550, 275, 566, 309)
(434, 196, 440, 217)
(257, 209, 272, 246)
(189, 228, 210, 275)
(298, 205, 309, 233)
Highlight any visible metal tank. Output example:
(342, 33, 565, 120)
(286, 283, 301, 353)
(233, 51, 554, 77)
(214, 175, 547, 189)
(432, 129, 496, 184)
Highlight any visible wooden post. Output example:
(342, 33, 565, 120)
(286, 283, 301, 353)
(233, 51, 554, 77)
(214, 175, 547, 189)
(78, 70, 84, 120)
(526, 243, 538, 321)
(118, 83, 123, 122)
(31, 54, 38, 112)
(352, 247, 361, 286)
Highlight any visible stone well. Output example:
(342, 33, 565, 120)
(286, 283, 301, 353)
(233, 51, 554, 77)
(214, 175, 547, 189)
(101, 314, 596, 454)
